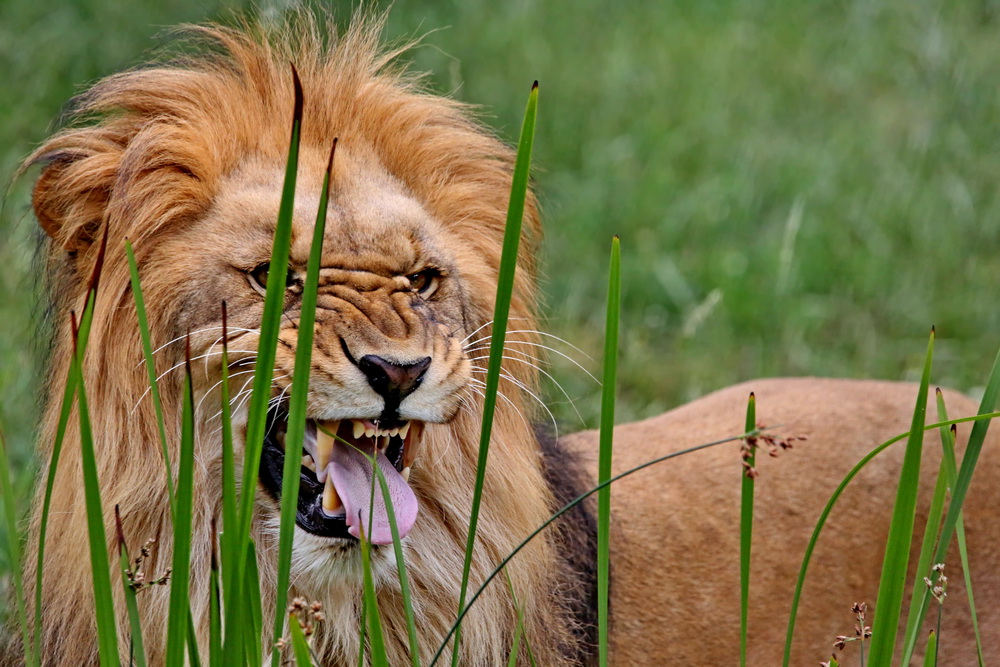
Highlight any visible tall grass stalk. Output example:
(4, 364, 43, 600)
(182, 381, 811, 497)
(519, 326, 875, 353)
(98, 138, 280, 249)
(165, 342, 197, 666)
(243, 540, 264, 666)
(451, 80, 538, 666)
(596, 235, 620, 666)
(217, 303, 238, 661)
(71, 307, 120, 664)
(360, 469, 388, 666)
(32, 229, 107, 666)
(209, 544, 222, 667)
(223, 65, 303, 665)
(269, 138, 336, 665)
(933, 411, 984, 664)
(864, 328, 934, 664)
(739, 392, 756, 667)
(126, 239, 176, 512)
(289, 613, 314, 666)
(373, 463, 420, 666)
(900, 399, 953, 660)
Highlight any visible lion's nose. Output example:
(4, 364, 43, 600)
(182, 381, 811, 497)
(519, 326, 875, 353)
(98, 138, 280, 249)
(358, 354, 431, 402)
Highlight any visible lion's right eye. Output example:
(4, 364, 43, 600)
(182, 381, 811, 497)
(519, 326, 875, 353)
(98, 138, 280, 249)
(248, 262, 296, 293)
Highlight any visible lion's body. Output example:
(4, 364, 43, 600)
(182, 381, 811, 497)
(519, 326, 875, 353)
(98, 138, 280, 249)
(563, 377, 1000, 664)
(13, 11, 1000, 667)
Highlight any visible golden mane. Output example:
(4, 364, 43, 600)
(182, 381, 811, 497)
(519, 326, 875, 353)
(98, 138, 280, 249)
(22, 11, 591, 666)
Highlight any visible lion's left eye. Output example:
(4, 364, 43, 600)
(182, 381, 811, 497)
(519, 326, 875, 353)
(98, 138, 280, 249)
(248, 262, 296, 293)
(407, 268, 440, 298)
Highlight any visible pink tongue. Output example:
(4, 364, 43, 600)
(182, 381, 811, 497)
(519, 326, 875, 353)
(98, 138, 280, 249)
(326, 446, 418, 545)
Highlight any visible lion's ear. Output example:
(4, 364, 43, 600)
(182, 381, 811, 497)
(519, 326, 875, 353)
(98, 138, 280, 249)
(30, 147, 116, 254)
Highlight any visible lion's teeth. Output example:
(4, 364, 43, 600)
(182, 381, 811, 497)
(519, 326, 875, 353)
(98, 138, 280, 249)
(380, 435, 390, 451)
(353, 420, 365, 439)
(316, 420, 338, 461)
(397, 422, 410, 440)
(403, 422, 423, 469)
(365, 427, 376, 438)
(322, 476, 343, 515)
(301, 455, 316, 472)
(401, 467, 411, 482)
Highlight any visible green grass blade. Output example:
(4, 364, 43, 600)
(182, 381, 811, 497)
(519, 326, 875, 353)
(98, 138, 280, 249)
(218, 301, 245, 666)
(289, 614, 314, 666)
(210, 542, 222, 667)
(115, 508, 146, 667)
(900, 391, 951, 665)
(739, 392, 756, 667)
(867, 327, 934, 665)
(923, 630, 938, 667)
(187, 613, 203, 667)
(596, 235, 620, 667)
(32, 229, 106, 665)
(71, 310, 120, 664)
(452, 79, 538, 667)
(125, 239, 176, 513)
(0, 428, 33, 667)
(505, 571, 532, 667)
(356, 595, 367, 667)
(244, 539, 264, 666)
(506, 612, 523, 667)
(373, 462, 420, 667)
(360, 485, 389, 667)
(225, 65, 303, 664)
(429, 428, 756, 666)
(165, 343, 197, 666)
(270, 139, 335, 666)
(954, 516, 983, 666)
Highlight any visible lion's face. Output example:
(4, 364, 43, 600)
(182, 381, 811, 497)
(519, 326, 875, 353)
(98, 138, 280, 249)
(163, 149, 476, 549)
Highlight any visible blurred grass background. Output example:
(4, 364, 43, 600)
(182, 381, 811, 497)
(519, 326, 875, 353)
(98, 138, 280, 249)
(3, 0, 1000, 496)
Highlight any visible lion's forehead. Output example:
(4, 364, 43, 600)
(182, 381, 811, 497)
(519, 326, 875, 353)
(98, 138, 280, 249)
(203, 157, 455, 277)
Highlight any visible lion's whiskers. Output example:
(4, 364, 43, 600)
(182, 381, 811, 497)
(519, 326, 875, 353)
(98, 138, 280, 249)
(466, 376, 533, 435)
(466, 353, 583, 425)
(131, 350, 257, 413)
(136, 325, 260, 368)
(469, 367, 558, 436)
(464, 334, 599, 385)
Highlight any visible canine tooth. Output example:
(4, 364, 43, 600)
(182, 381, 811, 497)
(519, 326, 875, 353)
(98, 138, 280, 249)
(301, 455, 316, 472)
(353, 420, 365, 439)
(403, 423, 423, 469)
(401, 467, 411, 482)
(365, 427, 376, 438)
(397, 422, 410, 440)
(322, 476, 343, 514)
(380, 435, 390, 451)
(315, 423, 336, 473)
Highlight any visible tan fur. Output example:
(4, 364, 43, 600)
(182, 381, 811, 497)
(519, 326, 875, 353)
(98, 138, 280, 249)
(19, 11, 1000, 667)
(564, 378, 1000, 664)
(23, 12, 576, 666)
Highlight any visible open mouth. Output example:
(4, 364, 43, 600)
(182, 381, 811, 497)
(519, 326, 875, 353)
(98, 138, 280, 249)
(259, 409, 424, 544)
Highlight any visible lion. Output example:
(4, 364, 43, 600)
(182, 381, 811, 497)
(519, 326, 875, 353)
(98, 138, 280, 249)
(13, 10, 1000, 667)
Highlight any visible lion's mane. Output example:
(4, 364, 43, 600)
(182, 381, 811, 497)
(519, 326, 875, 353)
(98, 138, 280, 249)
(22, 12, 592, 666)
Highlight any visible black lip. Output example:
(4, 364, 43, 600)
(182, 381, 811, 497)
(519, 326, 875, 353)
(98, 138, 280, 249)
(258, 407, 406, 540)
